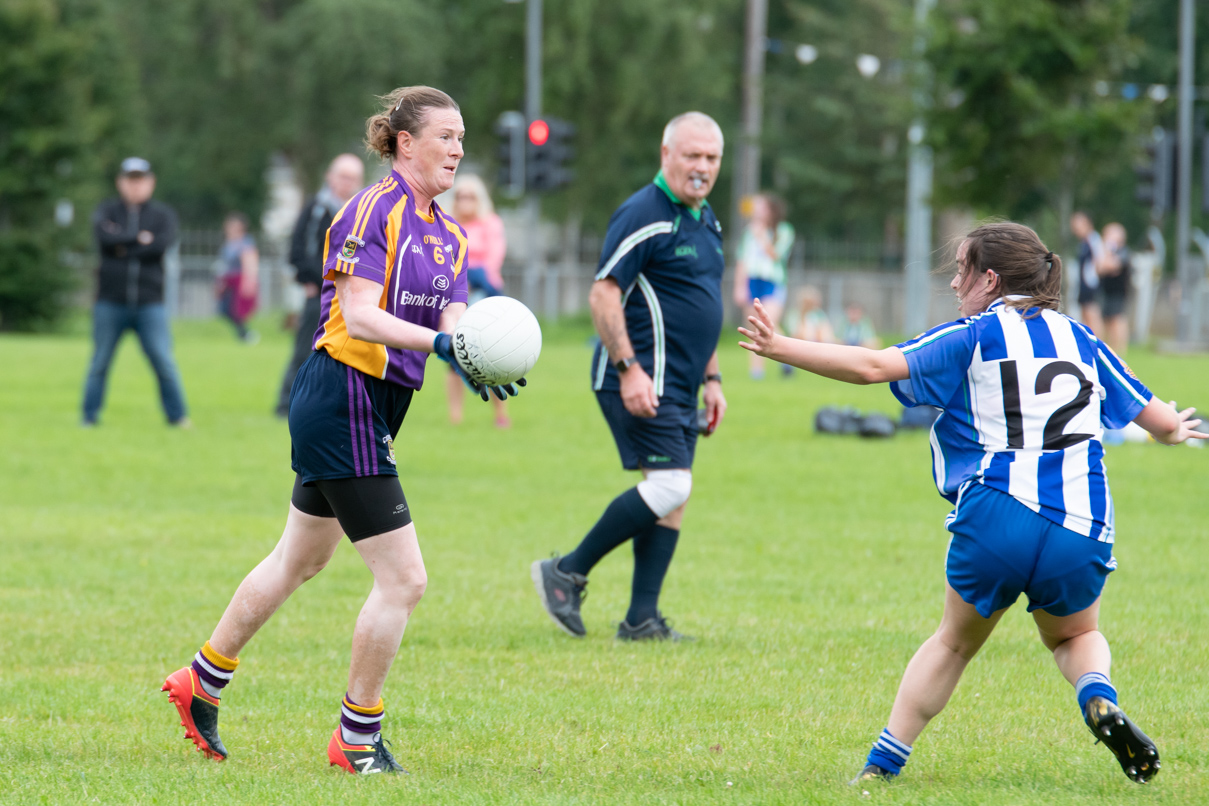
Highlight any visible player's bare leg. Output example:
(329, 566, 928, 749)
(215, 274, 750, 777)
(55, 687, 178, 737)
(208, 506, 345, 657)
(326, 523, 424, 775)
(163, 506, 343, 760)
(346, 523, 427, 705)
(853, 583, 1003, 783)
(446, 368, 465, 424)
(886, 583, 1005, 744)
(1035, 601, 1158, 783)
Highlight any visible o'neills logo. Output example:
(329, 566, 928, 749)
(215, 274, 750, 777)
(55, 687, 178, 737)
(453, 332, 491, 384)
(398, 290, 450, 309)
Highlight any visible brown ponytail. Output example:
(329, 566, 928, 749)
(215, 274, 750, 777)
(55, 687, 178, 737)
(959, 221, 1062, 317)
(364, 86, 460, 159)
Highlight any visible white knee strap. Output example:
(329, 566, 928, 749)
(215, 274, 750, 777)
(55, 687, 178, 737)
(636, 469, 692, 518)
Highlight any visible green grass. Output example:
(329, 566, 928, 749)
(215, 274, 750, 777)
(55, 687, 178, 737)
(1, 315, 1207, 805)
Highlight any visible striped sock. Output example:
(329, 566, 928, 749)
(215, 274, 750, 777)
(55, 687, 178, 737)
(340, 694, 384, 745)
(867, 728, 912, 775)
(1075, 672, 1118, 712)
(191, 641, 239, 699)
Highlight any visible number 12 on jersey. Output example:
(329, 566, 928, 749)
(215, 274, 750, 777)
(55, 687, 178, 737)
(998, 359, 1097, 451)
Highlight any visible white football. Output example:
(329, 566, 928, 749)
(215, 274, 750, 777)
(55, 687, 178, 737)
(453, 296, 542, 386)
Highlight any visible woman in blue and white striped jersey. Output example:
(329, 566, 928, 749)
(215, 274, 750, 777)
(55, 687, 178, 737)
(739, 221, 1205, 786)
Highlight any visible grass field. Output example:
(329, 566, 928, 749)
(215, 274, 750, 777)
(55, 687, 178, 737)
(1, 313, 1207, 805)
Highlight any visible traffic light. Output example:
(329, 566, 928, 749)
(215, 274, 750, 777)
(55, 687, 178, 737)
(525, 116, 575, 192)
(1135, 127, 1174, 221)
(495, 111, 526, 199)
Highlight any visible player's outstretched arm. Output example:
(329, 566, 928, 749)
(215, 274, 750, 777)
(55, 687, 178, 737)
(1133, 397, 1207, 445)
(738, 298, 908, 385)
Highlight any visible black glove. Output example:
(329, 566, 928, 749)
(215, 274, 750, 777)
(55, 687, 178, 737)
(433, 333, 526, 402)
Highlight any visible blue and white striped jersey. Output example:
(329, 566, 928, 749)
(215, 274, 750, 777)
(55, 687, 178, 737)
(890, 299, 1152, 542)
(590, 176, 725, 408)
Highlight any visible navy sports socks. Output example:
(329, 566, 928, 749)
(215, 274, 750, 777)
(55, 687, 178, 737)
(626, 524, 680, 625)
(558, 488, 658, 576)
(1075, 672, 1118, 712)
(866, 728, 912, 775)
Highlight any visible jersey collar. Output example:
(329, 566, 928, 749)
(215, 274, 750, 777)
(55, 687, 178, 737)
(653, 170, 709, 221)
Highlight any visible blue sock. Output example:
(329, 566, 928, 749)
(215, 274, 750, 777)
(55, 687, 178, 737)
(1076, 672, 1118, 712)
(558, 488, 658, 576)
(866, 728, 911, 775)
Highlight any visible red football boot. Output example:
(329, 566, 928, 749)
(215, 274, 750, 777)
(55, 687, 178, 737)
(161, 667, 228, 760)
(327, 728, 406, 774)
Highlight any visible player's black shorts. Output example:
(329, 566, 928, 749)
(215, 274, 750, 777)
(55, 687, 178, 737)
(290, 475, 411, 542)
(1100, 289, 1128, 319)
(596, 391, 698, 471)
(289, 349, 414, 484)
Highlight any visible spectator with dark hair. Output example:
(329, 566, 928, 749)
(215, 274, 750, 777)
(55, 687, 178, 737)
(275, 153, 365, 416)
(216, 212, 259, 343)
(81, 157, 189, 428)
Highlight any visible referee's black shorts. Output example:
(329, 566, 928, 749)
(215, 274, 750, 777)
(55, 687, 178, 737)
(596, 391, 698, 471)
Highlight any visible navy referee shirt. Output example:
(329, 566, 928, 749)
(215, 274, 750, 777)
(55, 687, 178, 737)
(591, 171, 725, 408)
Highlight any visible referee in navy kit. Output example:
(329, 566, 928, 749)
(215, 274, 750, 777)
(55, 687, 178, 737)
(531, 112, 727, 641)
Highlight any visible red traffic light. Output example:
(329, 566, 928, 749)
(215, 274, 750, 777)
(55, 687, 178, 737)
(528, 119, 550, 147)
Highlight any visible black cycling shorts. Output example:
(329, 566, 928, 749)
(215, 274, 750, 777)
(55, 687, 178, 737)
(291, 475, 411, 542)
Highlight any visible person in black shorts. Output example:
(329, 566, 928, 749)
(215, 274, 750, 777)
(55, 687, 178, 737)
(161, 86, 521, 775)
(531, 112, 728, 642)
(1096, 222, 1132, 356)
(1069, 211, 1103, 336)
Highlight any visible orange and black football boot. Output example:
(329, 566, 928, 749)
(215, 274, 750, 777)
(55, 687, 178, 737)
(327, 728, 406, 774)
(1084, 696, 1160, 783)
(161, 667, 228, 760)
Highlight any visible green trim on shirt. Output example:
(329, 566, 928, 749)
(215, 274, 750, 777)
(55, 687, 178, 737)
(653, 171, 709, 221)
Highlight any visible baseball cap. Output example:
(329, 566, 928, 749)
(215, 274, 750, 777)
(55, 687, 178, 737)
(119, 157, 153, 176)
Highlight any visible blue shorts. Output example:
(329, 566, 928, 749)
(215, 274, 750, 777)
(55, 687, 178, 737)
(597, 392, 698, 471)
(747, 277, 786, 305)
(945, 483, 1116, 618)
(289, 349, 414, 483)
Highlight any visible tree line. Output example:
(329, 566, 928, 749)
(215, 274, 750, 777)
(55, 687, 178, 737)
(2, 0, 1204, 329)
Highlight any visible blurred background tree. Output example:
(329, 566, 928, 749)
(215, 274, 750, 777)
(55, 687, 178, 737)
(2, 0, 1202, 329)
(0, 0, 138, 330)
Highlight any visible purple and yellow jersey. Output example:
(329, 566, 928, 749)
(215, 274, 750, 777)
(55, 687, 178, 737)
(312, 170, 469, 389)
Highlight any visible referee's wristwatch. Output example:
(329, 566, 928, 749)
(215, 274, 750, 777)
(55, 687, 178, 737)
(704, 373, 723, 385)
(614, 356, 638, 373)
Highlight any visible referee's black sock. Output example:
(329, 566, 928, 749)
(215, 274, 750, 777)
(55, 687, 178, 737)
(626, 524, 680, 625)
(558, 488, 657, 577)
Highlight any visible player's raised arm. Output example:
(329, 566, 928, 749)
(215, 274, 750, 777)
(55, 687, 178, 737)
(738, 298, 908, 384)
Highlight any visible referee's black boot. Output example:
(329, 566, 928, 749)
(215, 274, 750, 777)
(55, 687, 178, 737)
(615, 612, 693, 642)
(1083, 697, 1160, 783)
(531, 555, 588, 637)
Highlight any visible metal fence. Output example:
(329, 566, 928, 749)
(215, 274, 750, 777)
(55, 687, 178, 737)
(128, 230, 1208, 344)
(166, 230, 292, 319)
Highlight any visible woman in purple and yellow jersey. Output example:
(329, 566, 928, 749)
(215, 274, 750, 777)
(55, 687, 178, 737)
(162, 86, 521, 775)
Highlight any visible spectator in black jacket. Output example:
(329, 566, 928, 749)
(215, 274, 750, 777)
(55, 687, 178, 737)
(82, 158, 190, 427)
(274, 153, 365, 416)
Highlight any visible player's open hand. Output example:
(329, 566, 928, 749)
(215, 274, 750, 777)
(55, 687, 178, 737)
(1165, 401, 1207, 445)
(620, 364, 659, 418)
(737, 298, 779, 358)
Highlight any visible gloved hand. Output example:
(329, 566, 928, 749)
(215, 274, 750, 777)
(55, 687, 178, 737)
(433, 333, 527, 402)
